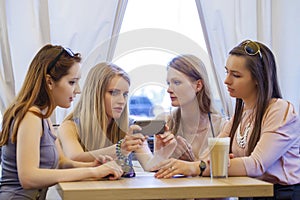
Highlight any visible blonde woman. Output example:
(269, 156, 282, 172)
(58, 63, 176, 174)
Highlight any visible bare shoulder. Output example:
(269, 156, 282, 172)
(59, 120, 77, 129)
(22, 107, 42, 126)
(18, 108, 43, 137)
(57, 120, 78, 139)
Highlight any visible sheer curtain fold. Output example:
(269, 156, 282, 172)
(0, 0, 128, 123)
(54, 0, 128, 124)
(195, 0, 300, 115)
(38, 0, 51, 43)
(0, 0, 52, 115)
(0, 0, 15, 113)
(1, 0, 299, 120)
(106, 0, 128, 62)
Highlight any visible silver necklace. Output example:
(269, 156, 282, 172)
(236, 122, 251, 148)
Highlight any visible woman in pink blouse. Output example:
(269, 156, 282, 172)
(152, 40, 300, 199)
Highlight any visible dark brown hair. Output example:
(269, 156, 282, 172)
(228, 40, 282, 155)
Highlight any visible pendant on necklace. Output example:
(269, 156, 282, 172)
(236, 122, 251, 148)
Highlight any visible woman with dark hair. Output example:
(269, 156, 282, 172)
(154, 41, 300, 199)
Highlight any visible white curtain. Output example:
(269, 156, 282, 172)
(1, 0, 300, 120)
(0, 0, 128, 123)
(196, 0, 300, 115)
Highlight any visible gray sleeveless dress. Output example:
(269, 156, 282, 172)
(0, 119, 59, 200)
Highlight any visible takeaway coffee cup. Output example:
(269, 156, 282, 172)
(208, 137, 230, 178)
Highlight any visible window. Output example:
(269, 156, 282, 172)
(113, 0, 222, 119)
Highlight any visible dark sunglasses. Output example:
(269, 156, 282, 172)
(47, 47, 75, 73)
(242, 40, 262, 60)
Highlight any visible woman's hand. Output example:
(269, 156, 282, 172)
(172, 136, 195, 161)
(92, 155, 114, 166)
(153, 158, 199, 179)
(154, 126, 177, 158)
(94, 160, 123, 180)
(155, 129, 177, 151)
(121, 125, 147, 155)
(228, 153, 235, 167)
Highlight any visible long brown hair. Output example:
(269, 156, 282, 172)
(167, 54, 216, 135)
(0, 44, 81, 145)
(228, 40, 282, 155)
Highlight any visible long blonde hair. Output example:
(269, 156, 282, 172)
(0, 44, 81, 145)
(64, 62, 130, 150)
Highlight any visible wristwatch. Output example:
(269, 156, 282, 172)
(199, 160, 206, 176)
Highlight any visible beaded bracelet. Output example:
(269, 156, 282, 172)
(116, 139, 130, 166)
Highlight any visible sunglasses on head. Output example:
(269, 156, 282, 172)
(242, 40, 262, 60)
(47, 47, 75, 74)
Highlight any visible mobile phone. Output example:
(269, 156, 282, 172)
(133, 120, 165, 136)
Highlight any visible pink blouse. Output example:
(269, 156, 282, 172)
(220, 98, 300, 185)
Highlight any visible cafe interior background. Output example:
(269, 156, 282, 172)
(0, 0, 300, 153)
(0, 0, 299, 199)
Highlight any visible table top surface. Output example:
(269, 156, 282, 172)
(56, 172, 273, 200)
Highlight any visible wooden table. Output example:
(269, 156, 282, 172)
(56, 172, 273, 200)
